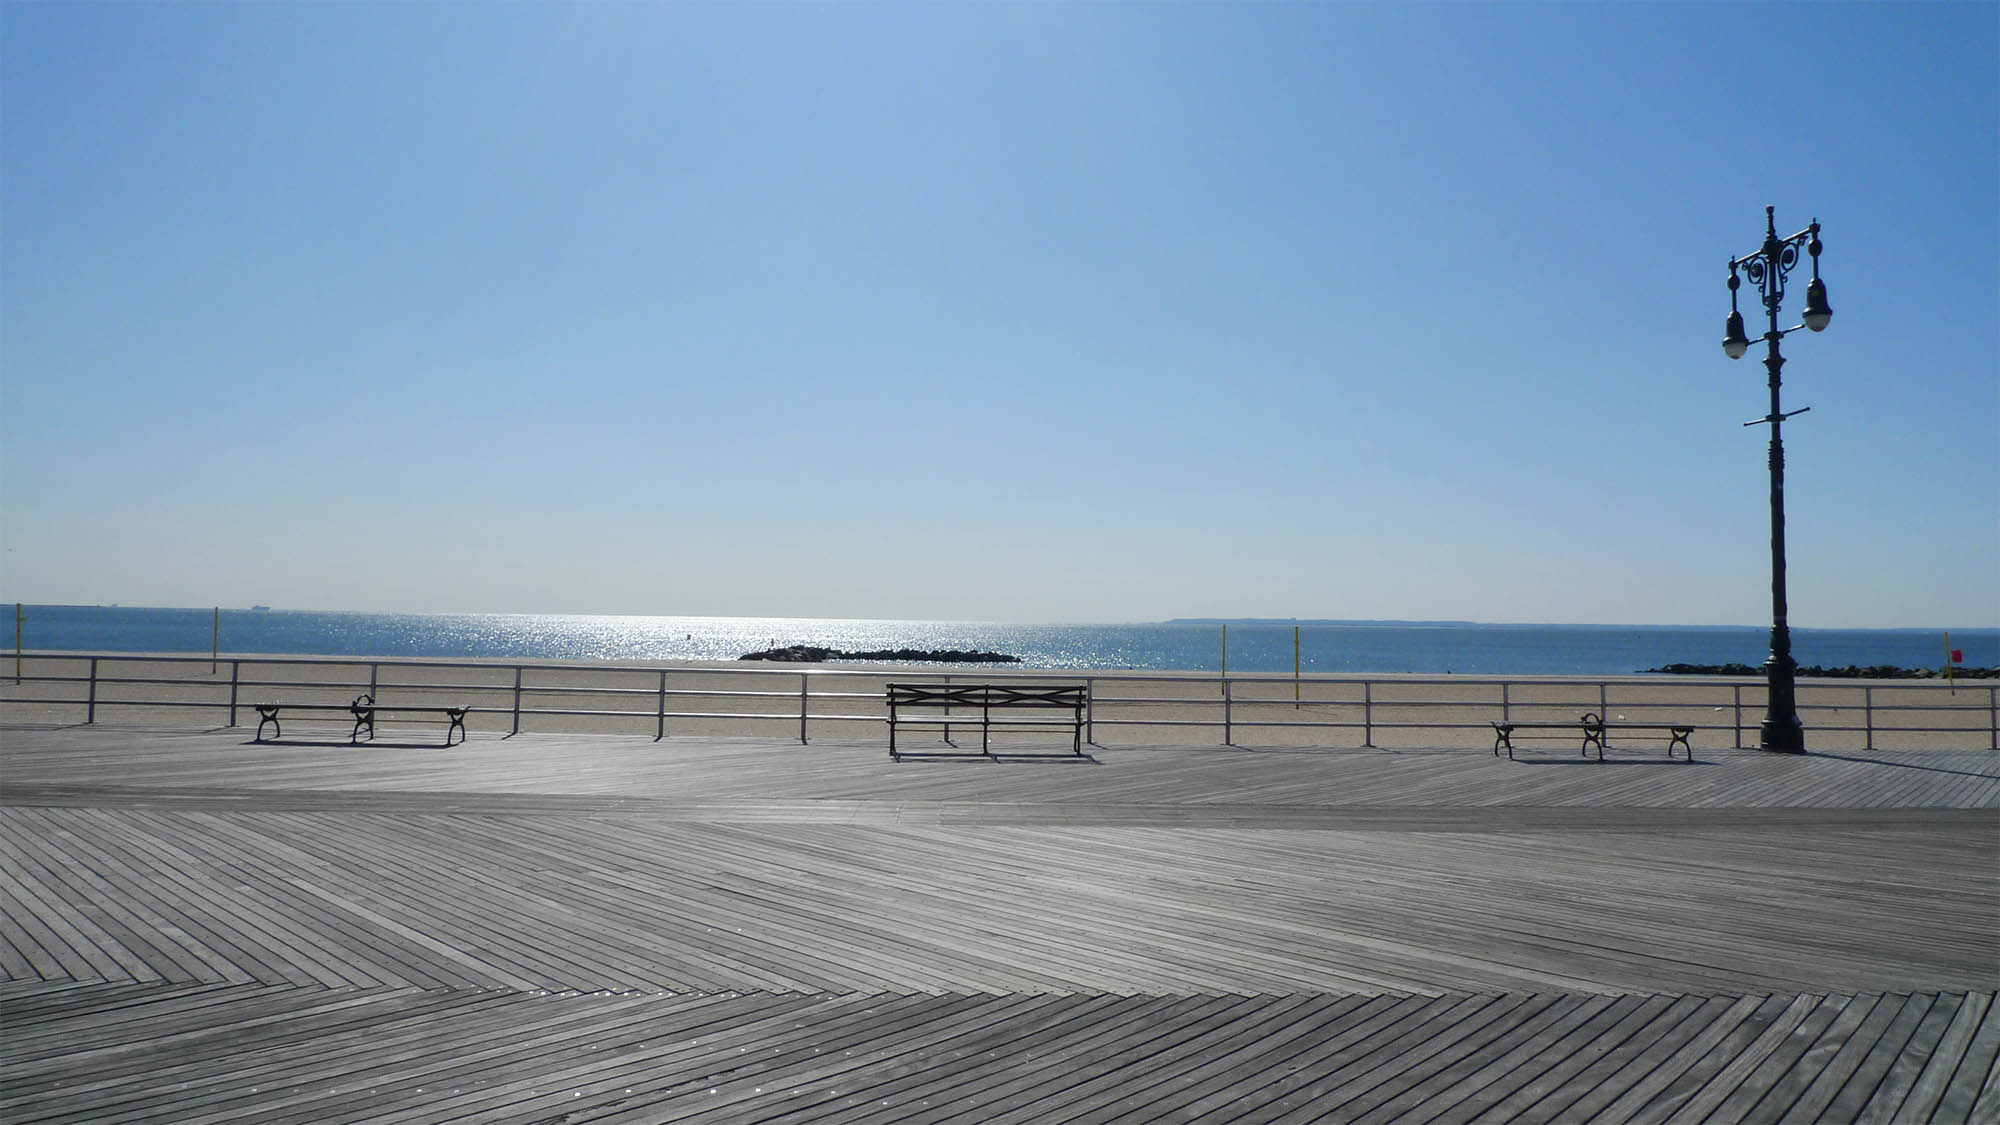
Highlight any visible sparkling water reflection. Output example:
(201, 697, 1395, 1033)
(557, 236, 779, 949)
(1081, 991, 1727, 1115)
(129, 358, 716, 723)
(16, 606, 1998, 676)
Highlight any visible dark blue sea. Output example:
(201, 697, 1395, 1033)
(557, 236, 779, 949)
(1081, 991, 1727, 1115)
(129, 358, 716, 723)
(10, 606, 1995, 676)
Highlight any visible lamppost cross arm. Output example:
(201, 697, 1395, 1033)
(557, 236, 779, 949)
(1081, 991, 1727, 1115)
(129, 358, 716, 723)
(1744, 406, 1811, 428)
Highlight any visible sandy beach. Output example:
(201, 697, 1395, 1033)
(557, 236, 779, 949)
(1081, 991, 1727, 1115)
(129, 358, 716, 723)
(4, 651, 1992, 752)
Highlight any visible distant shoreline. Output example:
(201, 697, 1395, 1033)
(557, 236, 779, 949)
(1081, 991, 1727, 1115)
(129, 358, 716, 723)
(1165, 618, 1979, 633)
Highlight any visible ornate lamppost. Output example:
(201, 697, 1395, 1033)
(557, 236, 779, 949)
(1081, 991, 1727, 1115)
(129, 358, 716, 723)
(1722, 206, 1831, 753)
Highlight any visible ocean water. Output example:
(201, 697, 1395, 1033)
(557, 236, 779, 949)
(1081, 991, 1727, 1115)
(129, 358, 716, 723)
(10, 606, 1996, 676)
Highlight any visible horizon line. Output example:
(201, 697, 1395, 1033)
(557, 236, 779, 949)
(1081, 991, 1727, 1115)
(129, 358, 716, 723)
(7, 603, 1994, 634)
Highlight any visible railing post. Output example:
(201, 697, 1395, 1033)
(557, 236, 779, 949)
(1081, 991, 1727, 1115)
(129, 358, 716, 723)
(1363, 680, 1374, 748)
(1990, 686, 1997, 752)
(1599, 682, 1608, 720)
(228, 660, 240, 727)
(1223, 678, 1233, 746)
(511, 666, 523, 736)
(369, 662, 379, 700)
(799, 674, 809, 745)
(1501, 682, 1511, 724)
(1733, 684, 1743, 749)
(942, 672, 953, 745)
(87, 657, 99, 724)
(1864, 685, 1874, 751)
(656, 669, 668, 741)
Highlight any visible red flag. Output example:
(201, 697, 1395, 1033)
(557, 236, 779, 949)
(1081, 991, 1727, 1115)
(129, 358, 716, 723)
(1951, 649, 1964, 664)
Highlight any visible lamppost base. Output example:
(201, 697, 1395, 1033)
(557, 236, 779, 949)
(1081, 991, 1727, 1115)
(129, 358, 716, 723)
(1758, 717, 1805, 753)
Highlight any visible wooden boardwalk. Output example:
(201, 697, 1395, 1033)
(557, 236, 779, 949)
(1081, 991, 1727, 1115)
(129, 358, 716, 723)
(4, 724, 1997, 1122)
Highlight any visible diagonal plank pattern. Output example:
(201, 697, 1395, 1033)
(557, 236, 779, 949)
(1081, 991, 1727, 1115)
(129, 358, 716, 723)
(4, 982, 1996, 1124)
(3, 806, 1995, 997)
(3, 725, 1997, 1122)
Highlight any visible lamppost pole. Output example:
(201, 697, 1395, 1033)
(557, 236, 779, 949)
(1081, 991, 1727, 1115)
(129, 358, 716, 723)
(1723, 205, 1830, 753)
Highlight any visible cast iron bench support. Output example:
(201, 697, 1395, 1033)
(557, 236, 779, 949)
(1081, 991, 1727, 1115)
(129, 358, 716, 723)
(886, 683, 1086, 759)
(1491, 712, 1694, 761)
(255, 694, 468, 746)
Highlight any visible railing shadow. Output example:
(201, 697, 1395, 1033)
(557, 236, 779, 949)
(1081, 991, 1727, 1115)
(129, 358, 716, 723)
(1806, 750, 2000, 780)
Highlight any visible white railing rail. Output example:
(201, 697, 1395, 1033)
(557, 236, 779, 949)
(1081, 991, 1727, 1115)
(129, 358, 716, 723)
(4, 652, 1995, 752)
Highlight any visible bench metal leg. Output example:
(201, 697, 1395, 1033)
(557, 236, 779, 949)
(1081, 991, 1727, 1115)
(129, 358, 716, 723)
(1493, 727, 1516, 759)
(1580, 713, 1605, 761)
(445, 709, 467, 746)
(255, 710, 279, 742)
(1668, 727, 1694, 761)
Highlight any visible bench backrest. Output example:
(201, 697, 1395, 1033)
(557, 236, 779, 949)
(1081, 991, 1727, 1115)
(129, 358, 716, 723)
(887, 683, 1086, 709)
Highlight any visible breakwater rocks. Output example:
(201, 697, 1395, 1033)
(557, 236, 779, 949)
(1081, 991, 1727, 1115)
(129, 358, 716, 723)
(738, 645, 1023, 664)
(1645, 662, 1995, 679)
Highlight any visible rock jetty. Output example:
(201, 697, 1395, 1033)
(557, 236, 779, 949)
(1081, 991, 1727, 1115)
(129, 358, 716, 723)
(739, 645, 1022, 664)
(1643, 662, 1994, 679)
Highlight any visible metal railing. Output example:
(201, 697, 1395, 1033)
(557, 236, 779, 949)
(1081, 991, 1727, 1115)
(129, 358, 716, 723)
(4, 652, 1995, 751)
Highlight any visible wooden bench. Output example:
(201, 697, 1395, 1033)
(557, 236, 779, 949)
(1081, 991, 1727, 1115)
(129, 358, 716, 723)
(1491, 712, 1694, 761)
(886, 683, 1086, 758)
(254, 694, 467, 746)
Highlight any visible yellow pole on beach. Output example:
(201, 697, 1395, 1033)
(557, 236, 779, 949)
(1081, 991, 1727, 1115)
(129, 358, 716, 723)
(1294, 625, 1301, 708)
(1220, 624, 1228, 697)
(212, 606, 220, 674)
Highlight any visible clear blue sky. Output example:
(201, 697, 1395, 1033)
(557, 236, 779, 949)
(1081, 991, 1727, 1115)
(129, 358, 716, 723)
(3, 2, 1995, 627)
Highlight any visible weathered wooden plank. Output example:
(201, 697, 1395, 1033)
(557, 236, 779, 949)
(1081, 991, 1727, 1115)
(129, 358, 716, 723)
(1595, 994, 1790, 1124)
(1710, 993, 1859, 1123)
(1864, 991, 1977, 1121)
(1046, 993, 1366, 1123)
(253, 990, 917, 1125)
(1931, 993, 2000, 1125)
(1307, 992, 1562, 1123)
(1077, 993, 1421, 1125)
(944, 994, 1276, 1122)
(1774, 993, 1911, 1124)
(1809, 993, 1940, 1123)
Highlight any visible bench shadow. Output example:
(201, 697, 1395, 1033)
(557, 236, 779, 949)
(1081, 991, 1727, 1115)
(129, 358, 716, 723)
(245, 738, 459, 751)
(892, 749, 1100, 765)
(1505, 756, 1712, 766)
(1806, 750, 1999, 779)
